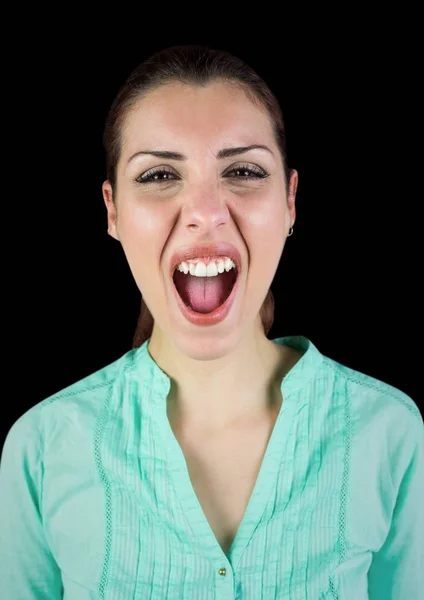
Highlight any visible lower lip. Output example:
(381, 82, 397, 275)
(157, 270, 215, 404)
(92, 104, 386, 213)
(171, 272, 240, 326)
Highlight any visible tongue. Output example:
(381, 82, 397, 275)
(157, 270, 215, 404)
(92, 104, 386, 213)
(174, 271, 235, 313)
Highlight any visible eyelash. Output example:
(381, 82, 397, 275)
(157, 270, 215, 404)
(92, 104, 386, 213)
(134, 163, 269, 184)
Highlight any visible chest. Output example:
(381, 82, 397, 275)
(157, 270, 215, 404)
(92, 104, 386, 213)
(171, 416, 277, 555)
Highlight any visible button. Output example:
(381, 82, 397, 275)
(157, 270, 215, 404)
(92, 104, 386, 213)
(218, 567, 226, 576)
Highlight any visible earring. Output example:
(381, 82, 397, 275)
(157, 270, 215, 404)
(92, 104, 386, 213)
(287, 226, 294, 237)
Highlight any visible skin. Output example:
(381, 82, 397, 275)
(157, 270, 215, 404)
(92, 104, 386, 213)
(103, 80, 299, 433)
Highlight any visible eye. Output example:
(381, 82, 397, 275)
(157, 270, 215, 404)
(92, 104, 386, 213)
(224, 163, 269, 180)
(135, 167, 180, 184)
(134, 163, 269, 184)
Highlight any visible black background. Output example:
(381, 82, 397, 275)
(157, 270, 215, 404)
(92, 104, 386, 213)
(2, 12, 422, 449)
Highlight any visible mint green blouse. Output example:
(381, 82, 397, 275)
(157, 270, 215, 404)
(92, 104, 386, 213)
(1, 336, 423, 599)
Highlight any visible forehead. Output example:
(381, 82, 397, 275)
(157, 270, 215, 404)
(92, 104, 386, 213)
(121, 81, 275, 157)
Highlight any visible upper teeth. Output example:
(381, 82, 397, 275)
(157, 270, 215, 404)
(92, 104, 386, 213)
(176, 257, 236, 277)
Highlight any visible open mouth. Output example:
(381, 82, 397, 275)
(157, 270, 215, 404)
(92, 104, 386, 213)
(172, 267, 238, 314)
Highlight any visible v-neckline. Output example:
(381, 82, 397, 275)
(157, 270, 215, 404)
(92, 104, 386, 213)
(136, 335, 324, 567)
(158, 378, 303, 568)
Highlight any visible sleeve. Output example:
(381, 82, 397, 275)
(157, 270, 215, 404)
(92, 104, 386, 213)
(368, 407, 424, 599)
(0, 408, 63, 599)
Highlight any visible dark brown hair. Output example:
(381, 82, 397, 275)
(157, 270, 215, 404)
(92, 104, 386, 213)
(103, 45, 291, 349)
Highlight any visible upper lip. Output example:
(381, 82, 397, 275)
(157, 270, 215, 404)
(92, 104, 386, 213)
(170, 242, 242, 277)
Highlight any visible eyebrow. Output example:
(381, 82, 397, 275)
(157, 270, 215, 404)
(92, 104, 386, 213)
(127, 144, 274, 164)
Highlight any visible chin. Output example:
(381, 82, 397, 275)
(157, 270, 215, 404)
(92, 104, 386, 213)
(168, 311, 265, 362)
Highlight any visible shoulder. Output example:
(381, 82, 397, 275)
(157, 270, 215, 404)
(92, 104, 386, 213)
(2, 348, 138, 461)
(323, 356, 421, 424)
(321, 355, 423, 483)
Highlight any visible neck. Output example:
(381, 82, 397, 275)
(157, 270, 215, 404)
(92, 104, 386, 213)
(147, 320, 297, 431)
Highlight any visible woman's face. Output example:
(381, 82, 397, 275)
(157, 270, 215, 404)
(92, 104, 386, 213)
(103, 80, 297, 359)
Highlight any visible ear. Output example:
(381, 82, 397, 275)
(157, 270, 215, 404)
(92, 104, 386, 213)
(102, 180, 119, 241)
(287, 169, 298, 229)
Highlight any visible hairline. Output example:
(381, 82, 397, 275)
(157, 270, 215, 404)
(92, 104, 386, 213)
(112, 78, 287, 193)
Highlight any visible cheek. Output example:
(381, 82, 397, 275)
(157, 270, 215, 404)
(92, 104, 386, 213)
(120, 202, 168, 236)
(117, 203, 170, 275)
(244, 194, 285, 228)
(241, 197, 286, 257)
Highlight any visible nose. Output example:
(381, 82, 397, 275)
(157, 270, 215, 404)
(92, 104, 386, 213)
(181, 182, 229, 235)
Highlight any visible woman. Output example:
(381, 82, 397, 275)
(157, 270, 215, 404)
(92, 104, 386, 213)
(1, 45, 422, 599)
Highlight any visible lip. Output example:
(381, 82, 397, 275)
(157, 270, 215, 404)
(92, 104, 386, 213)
(169, 242, 242, 279)
(168, 241, 243, 326)
(170, 264, 241, 326)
